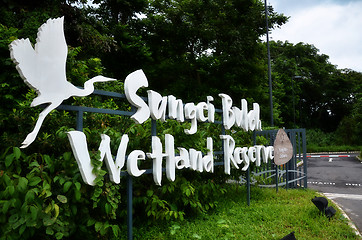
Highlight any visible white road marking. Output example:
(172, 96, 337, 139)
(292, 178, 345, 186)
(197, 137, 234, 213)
(308, 181, 335, 185)
(346, 183, 362, 187)
(308, 182, 362, 187)
(324, 193, 362, 200)
(329, 158, 333, 162)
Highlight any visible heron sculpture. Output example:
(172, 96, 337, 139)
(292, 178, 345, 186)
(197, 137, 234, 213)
(9, 17, 116, 148)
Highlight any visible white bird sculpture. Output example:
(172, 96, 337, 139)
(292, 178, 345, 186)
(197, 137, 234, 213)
(9, 17, 116, 148)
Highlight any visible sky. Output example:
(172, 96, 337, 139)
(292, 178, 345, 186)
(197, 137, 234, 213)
(267, 0, 362, 72)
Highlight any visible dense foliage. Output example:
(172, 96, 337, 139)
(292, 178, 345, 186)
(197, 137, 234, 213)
(0, 0, 361, 239)
(270, 41, 361, 137)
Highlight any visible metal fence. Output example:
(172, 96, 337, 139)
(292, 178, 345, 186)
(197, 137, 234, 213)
(57, 88, 225, 239)
(252, 129, 308, 190)
(56, 89, 307, 239)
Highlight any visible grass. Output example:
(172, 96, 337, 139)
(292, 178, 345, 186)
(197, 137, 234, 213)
(131, 186, 361, 240)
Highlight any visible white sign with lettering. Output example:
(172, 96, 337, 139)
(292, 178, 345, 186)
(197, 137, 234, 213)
(10, 17, 275, 186)
(273, 129, 293, 166)
(66, 68, 271, 186)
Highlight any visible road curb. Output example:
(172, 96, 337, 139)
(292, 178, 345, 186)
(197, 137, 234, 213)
(321, 193, 362, 238)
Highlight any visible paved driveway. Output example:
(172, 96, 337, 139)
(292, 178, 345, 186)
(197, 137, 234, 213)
(307, 154, 362, 234)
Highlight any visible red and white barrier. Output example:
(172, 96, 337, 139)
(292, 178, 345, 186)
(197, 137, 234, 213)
(307, 154, 351, 158)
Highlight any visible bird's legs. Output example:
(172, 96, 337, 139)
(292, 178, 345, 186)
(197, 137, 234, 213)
(21, 101, 61, 148)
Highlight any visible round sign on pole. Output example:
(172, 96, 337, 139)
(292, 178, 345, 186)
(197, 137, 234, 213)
(273, 129, 293, 166)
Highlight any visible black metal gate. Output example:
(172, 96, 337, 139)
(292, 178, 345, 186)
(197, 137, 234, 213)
(252, 129, 308, 190)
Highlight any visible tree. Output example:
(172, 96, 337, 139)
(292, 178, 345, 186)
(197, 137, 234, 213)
(335, 69, 362, 145)
(270, 40, 361, 135)
(136, 0, 287, 105)
(1, 0, 288, 129)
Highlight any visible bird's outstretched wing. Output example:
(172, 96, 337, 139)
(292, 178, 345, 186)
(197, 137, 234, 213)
(9, 17, 68, 93)
(9, 39, 37, 91)
(35, 17, 67, 72)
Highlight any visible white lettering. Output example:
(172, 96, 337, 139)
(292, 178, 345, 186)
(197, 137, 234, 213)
(148, 90, 167, 122)
(220, 135, 273, 173)
(207, 96, 215, 123)
(189, 149, 203, 172)
(165, 134, 176, 181)
(127, 150, 146, 177)
(67, 131, 97, 185)
(100, 134, 128, 184)
(219, 95, 262, 131)
(196, 102, 208, 122)
(146, 136, 165, 186)
(175, 147, 190, 169)
(204, 137, 214, 172)
(219, 94, 235, 130)
(68, 132, 220, 186)
(67, 131, 129, 185)
(184, 103, 197, 134)
(124, 70, 150, 124)
(220, 134, 238, 174)
(168, 95, 184, 122)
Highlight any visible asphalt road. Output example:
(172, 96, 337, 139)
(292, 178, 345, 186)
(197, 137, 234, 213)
(307, 154, 362, 234)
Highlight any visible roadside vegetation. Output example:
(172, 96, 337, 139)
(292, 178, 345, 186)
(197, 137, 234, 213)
(307, 129, 361, 153)
(132, 186, 360, 240)
(1, 142, 360, 239)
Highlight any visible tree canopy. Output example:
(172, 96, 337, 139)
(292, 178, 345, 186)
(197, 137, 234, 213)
(1, 0, 360, 148)
(270, 41, 361, 143)
(0, 0, 287, 142)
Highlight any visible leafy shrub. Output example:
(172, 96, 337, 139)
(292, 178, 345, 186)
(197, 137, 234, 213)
(0, 31, 252, 239)
(0, 124, 240, 239)
(0, 92, 253, 239)
(306, 129, 360, 152)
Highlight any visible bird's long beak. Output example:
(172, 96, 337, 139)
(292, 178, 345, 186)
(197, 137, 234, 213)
(99, 76, 117, 82)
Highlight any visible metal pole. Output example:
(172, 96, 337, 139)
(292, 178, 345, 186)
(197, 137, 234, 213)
(275, 165, 278, 192)
(286, 162, 289, 190)
(291, 132, 296, 188)
(151, 119, 157, 137)
(292, 78, 295, 128)
(292, 76, 302, 128)
(247, 168, 250, 206)
(76, 111, 83, 131)
(265, 0, 273, 126)
(127, 175, 133, 240)
(302, 129, 308, 188)
(248, 131, 257, 206)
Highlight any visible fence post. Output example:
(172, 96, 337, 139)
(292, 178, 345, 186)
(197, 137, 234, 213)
(248, 131, 257, 206)
(302, 129, 308, 188)
(151, 119, 157, 136)
(275, 166, 278, 192)
(247, 168, 250, 206)
(286, 161, 289, 190)
(127, 175, 133, 240)
(76, 111, 83, 131)
(273, 131, 278, 193)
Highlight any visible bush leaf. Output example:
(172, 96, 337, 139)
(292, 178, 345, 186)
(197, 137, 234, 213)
(57, 195, 68, 204)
